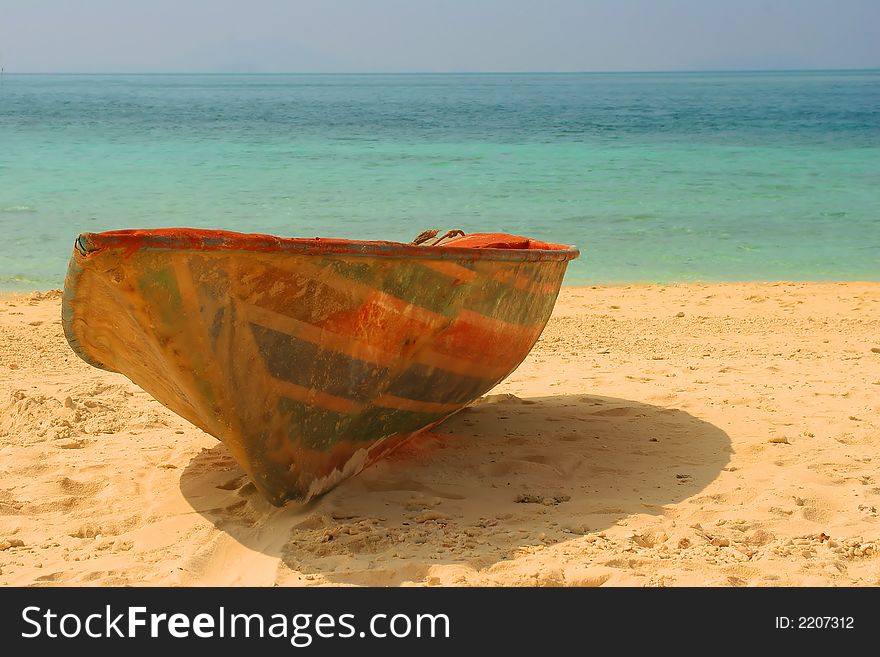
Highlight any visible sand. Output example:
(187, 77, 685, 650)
(1, 283, 879, 586)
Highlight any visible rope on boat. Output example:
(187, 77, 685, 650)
(411, 229, 466, 246)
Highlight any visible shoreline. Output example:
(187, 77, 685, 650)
(4, 279, 879, 304)
(2, 282, 879, 586)
(3, 279, 880, 298)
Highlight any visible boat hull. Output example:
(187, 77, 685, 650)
(62, 229, 578, 505)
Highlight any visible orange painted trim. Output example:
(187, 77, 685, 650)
(74, 229, 579, 263)
(268, 379, 366, 415)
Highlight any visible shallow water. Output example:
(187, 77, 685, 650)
(1, 70, 878, 290)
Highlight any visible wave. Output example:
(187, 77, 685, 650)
(0, 205, 38, 214)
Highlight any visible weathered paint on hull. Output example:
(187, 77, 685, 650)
(62, 229, 578, 505)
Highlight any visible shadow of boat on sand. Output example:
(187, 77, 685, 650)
(180, 392, 731, 586)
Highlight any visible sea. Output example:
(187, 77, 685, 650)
(1, 70, 878, 291)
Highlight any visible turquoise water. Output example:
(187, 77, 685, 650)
(1, 71, 878, 290)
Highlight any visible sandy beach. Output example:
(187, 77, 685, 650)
(1, 282, 878, 586)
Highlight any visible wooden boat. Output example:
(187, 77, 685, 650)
(62, 229, 579, 505)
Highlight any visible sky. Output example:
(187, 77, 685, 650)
(0, 0, 878, 73)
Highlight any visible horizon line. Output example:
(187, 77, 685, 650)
(3, 66, 879, 76)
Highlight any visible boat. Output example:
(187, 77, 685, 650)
(62, 228, 579, 505)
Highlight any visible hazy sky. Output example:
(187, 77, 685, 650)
(1, 0, 878, 73)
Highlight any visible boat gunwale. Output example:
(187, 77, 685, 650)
(74, 229, 580, 263)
